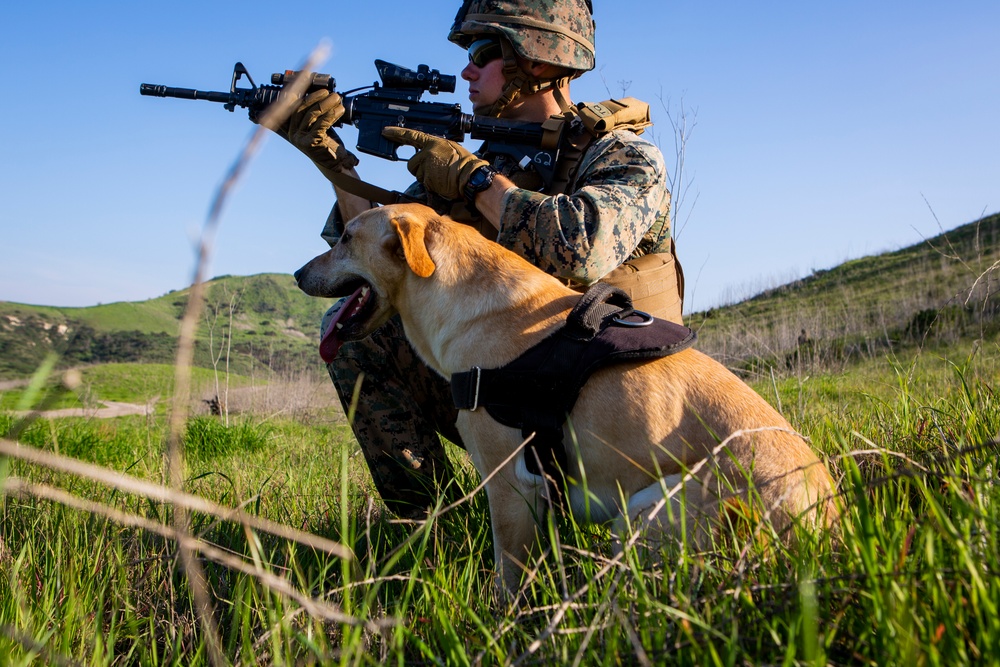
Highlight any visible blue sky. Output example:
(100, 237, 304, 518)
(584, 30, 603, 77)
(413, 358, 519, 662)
(1, 1, 997, 313)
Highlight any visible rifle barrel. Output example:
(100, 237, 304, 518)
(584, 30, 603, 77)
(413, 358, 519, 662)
(140, 84, 234, 105)
(468, 116, 547, 146)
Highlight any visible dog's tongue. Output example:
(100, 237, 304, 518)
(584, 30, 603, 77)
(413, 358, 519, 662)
(319, 286, 364, 363)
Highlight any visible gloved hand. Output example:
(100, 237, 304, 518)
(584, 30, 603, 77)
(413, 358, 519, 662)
(277, 89, 359, 177)
(382, 127, 489, 201)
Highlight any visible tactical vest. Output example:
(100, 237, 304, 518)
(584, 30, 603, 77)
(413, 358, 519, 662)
(471, 97, 686, 324)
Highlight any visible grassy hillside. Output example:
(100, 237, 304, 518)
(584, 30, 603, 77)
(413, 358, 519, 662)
(0, 273, 337, 380)
(690, 212, 1000, 374)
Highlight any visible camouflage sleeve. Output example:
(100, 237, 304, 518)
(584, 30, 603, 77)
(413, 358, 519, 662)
(320, 201, 346, 247)
(494, 129, 668, 283)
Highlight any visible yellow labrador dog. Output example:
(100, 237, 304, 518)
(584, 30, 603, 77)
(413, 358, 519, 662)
(295, 203, 838, 594)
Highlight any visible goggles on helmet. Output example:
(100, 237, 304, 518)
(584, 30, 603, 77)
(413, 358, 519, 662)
(467, 38, 504, 67)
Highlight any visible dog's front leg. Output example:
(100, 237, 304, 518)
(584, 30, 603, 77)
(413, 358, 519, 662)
(460, 414, 546, 598)
(484, 477, 544, 597)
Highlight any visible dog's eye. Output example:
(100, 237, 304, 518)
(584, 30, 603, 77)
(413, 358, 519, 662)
(340, 231, 351, 244)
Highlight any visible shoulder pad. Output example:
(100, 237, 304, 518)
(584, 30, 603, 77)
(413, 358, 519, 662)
(574, 97, 652, 136)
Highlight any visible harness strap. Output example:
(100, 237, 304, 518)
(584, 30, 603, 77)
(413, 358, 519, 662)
(452, 366, 571, 414)
(451, 363, 575, 504)
(545, 98, 649, 196)
(482, 39, 576, 119)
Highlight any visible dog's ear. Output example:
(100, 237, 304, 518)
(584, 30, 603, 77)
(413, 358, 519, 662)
(388, 214, 436, 278)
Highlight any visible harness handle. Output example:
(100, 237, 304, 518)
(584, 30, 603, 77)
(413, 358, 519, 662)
(564, 283, 634, 340)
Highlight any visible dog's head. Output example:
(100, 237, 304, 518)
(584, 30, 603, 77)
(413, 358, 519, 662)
(294, 204, 439, 362)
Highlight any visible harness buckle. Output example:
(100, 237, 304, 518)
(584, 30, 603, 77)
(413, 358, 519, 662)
(469, 366, 482, 411)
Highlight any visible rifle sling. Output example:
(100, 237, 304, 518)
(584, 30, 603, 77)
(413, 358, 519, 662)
(326, 170, 411, 206)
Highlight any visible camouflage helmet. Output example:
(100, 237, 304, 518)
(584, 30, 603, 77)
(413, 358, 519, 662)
(449, 0, 596, 74)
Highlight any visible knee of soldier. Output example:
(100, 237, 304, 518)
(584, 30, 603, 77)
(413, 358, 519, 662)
(323, 313, 406, 383)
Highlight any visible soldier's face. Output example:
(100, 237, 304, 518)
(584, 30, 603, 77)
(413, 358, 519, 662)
(462, 57, 505, 115)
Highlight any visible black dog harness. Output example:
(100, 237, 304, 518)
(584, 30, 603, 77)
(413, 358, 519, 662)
(451, 283, 696, 499)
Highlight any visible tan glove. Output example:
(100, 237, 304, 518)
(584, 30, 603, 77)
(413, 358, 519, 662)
(382, 127, 488, 201)
(278, 89, 359, 177)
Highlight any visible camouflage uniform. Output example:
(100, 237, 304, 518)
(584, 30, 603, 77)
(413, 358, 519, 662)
(319, 126, 671, 517)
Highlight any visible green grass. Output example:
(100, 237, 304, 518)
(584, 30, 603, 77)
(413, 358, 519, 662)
(70, 300, 183, 335)
(2, 333, 999, 664)
(0, 296, 180, 343)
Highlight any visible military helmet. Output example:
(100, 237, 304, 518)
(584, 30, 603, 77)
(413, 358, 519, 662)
(449, 0, 596, 73)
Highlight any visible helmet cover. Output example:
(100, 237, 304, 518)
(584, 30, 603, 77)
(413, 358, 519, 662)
(449, 0, 596, 73)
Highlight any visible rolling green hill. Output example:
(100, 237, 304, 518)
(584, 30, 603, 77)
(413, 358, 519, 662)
(0, 273, 337, 379)
(2, 213, 998, 381)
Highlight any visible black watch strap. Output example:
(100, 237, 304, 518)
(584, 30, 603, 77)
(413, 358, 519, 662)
(463, 164, 497, 208)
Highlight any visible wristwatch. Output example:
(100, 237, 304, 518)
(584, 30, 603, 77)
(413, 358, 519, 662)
(463, 164, 497, 209)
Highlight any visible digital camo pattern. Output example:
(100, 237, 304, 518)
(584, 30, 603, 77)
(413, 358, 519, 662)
(496, 128, 672, 284)
(322, 126, 672, 513)
(322, 309, 463, 518)
(449, 0, 596, 72)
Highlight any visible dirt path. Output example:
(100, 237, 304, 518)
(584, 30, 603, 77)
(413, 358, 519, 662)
(12, 401, 153, 419)
(3, 376, 341, 420)
(0, 379, 29, 391)
(3, 375, 154, 419)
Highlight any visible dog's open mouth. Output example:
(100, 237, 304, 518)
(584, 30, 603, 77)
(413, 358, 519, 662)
(319, 282, 374, 362)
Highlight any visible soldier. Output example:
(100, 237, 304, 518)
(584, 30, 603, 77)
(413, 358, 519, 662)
(278, 0, 685, 517)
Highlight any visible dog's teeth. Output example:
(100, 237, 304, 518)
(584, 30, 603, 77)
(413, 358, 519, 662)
(360, 286, 370, 298)
(335, 323, 344, 330)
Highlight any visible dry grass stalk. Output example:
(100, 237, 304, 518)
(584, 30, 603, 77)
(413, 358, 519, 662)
(162, 41, 332, 665)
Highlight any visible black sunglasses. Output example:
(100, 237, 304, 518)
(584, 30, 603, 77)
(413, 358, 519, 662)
(468, 38, 503, 67)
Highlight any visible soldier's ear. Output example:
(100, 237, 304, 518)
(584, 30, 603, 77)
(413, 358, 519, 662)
(387, 213, 436, 278)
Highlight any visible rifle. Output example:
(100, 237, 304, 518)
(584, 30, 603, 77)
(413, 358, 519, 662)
(140, 60, 572, 184)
